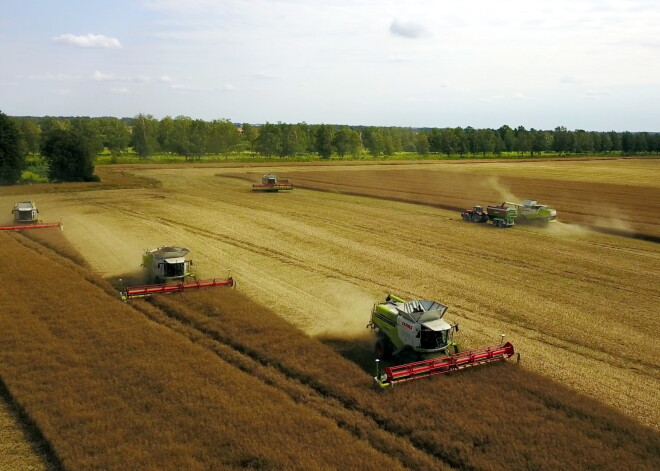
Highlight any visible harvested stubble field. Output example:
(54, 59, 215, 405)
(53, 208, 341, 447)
(272, 157, 660, 239)
(0, 158, 659, 469)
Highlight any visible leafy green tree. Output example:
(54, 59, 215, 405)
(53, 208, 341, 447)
(415, 131, 430, 156)
(553, 126, 571, 154)
(0, 111, 26, 185)
(157, 116, 176, 153)
(39, 117, 70, 134)
(381, 131, 396, 156)
(332, 126, 361, 158)
(98, 117, 130, 155)
(493, 133, 506, 155)
(41, 129, 97, 181)
(19, 118, 41, 154)
(471, 129, 495, 157)
(314, 125, 335, 159)
(241, 123, 258, 150)
(131, 114, 159, 158)
(362, 127, 384, 157)
(621, 132, 633, 154)
(254, 123, 281, 157)
(514, 126, 530, 155)
(608, 131, 621, 152)
(435, 129, 455, 157)
(454, 128, 469, 157)
(70, 118, 104, 154)
(634, 132, 648, 153)
(530, 130, 552, 156)
(207, 119, 241, 154)
(498, 125, 516, 152)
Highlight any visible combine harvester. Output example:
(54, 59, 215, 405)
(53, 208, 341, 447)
(0, 201, 62, 231)
(120, 246, 234, 301)
(367, 294, 516, 387)
(252, 174, 294, 192)
(462, 199, 556, 228)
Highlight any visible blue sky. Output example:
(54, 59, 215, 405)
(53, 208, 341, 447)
(1, 0, 658, 131)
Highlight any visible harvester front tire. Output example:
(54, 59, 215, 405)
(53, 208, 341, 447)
(375, 337, 392, 360)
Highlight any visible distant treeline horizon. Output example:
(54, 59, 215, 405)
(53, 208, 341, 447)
(9, 114, 660, 159)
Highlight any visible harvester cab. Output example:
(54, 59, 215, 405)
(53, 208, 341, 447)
(263, 174, 278, 185)
(368, 294, 459, 360)
(1, 202, 63, 231)
(368, 294, 516, 387)
(12, 201, 39, 223)
(251, 174, 294, 192)
(143, 246, 192, 283)
(120, 246, 235, 301)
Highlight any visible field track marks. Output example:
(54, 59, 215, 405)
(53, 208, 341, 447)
(82, 199, 658, 375)
(126, 297, 455, 471)
(0, 377, 63, 471)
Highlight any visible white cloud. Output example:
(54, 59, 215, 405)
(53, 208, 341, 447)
(171, 83, 205, 92)
(480, 95, 506, 103)
(92, 70, 115, 81)
(386, 54, 411, 63)
(247, 72, 277, 80)
(560, 76, 582, 84)
(584, 90, 611, 98)
(110, 87, 131, 94)
(91, 71, 151, 82)
(160, 75, 174, 82)
(52, 33, 122, 48)
(513, 92, 532, 100)
(390, 19, 429, 39)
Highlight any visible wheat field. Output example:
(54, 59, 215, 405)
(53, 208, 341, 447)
(0, 158, 658, 469)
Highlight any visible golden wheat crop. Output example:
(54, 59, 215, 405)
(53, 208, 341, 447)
(1, 159, 658, 469)
(1, 229, 657, 470)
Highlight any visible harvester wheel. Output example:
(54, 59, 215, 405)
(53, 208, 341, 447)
(375, 337, 392, 360)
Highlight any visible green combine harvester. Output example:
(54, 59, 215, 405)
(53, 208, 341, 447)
(511, 199, 557, 225)
(368, 294, 516, 387)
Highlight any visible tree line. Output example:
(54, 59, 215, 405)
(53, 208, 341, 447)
(1, 110, 658, 184)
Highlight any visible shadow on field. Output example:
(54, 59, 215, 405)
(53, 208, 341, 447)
(317, 334, 376, 373)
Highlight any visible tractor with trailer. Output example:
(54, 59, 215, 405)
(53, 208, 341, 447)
(120, 246, 234, 301)
(460, 205, 489, 224)
(367, 294, 516, 387)
(252, 174, 294, 192)
(461, 204, 517, 227)
(462, 199, 556, 228)
(1, 201, 63, 231)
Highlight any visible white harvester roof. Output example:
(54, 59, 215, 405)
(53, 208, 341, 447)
(395, 300, 449, 323)
(149, 246, 190, 261)
(15, 201, 35, 210)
